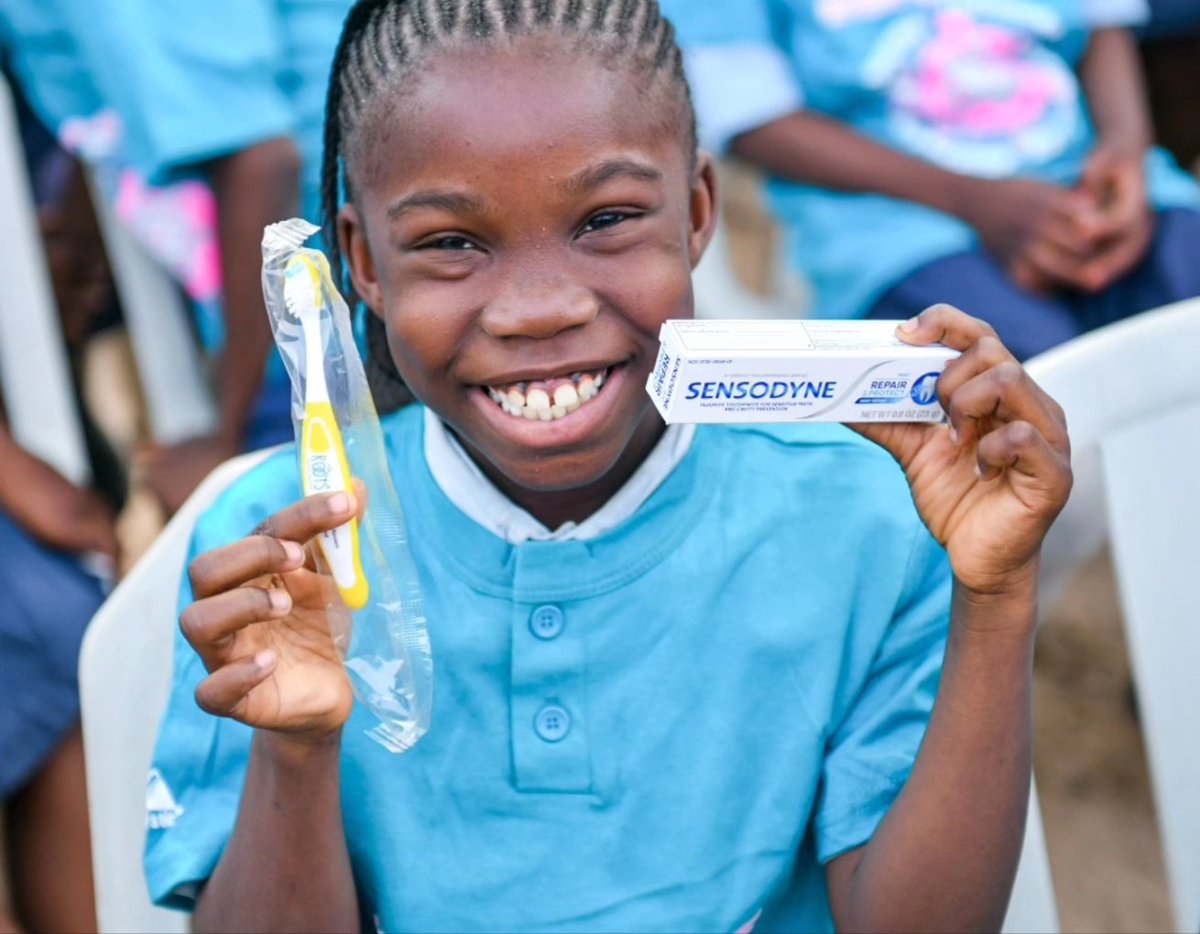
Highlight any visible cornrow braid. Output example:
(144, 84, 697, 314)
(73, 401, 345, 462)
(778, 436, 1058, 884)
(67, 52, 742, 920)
(319, 0, 696, 413)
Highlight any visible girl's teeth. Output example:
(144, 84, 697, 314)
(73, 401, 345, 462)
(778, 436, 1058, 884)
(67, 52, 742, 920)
(553, 384, 579, 409)
(488, 367, 611, 421)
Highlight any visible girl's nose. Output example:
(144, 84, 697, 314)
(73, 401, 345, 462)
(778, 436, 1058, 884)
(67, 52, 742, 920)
(480, 279, 599, 340)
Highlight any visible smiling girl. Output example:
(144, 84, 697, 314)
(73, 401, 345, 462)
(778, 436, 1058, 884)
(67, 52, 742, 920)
(145, 2, 1072, 932)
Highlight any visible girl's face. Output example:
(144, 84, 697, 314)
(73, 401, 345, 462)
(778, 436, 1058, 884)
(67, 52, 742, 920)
(340, 43, 716, 525)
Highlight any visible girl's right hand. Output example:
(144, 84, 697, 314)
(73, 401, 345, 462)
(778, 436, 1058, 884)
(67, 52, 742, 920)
(181, 491, 361, 742)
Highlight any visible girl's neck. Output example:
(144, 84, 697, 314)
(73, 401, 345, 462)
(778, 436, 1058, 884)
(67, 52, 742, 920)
(455, 415, 667, 531)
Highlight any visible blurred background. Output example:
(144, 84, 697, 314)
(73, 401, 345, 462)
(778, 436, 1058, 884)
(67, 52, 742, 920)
(2, 1, 1200, 931)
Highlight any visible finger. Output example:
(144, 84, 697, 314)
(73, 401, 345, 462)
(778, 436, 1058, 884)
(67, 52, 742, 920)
(946, 362, 1069, 452)
(1022, 239, 1090, 292)
(194, 650, 278, 720)
(896, 303, 997, 352)
(253, 490, 361, 545)
(976, 420, 1073, 501)
(180, 586, 293, 670)
(934, 335, 1015, 416)
(1038, 210, 1102, 259)
(1077, 220, 1154, 293)
(189, 536, 307, 600)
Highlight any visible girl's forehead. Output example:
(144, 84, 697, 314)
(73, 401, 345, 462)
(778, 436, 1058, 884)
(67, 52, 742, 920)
(350, 42, 686, 194)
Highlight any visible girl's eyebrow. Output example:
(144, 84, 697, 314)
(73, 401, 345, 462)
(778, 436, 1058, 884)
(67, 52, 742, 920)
(564, 158, 663, 195)
(387, 189, 486, 221)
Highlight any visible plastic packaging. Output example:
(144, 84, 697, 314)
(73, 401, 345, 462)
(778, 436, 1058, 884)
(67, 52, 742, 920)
(261, 218, 433, 752)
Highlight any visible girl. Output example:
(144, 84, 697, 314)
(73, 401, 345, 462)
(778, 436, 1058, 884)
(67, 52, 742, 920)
(145, 2, 1072, 931)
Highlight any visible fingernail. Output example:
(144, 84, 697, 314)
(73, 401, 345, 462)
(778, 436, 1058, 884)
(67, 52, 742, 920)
(254, 649, 277, 672)
(282, 540, 305, 564)
(899, 317, 920, 334)
(328, 492, 350, 515)
(268, 588, 290, 613)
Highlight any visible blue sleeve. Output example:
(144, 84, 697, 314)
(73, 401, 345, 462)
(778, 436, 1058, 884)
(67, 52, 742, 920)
(143, 452, 299, 910)
(660, 0, 803, 152)
(813, 524, 952, 864)
(51, 0, 295, 181)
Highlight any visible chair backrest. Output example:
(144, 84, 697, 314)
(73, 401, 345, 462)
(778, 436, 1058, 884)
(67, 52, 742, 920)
(79, 448, 276, 933)
(1027, 298, 1200, 933)
(82, 169, 218, 445)
(0, 72, 90, 484)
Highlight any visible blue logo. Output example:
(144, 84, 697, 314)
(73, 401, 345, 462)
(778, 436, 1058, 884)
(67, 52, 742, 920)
(910, 372, 940, 406)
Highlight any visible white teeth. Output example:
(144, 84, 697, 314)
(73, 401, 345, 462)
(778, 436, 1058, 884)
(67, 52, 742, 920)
(553, 384, 579, 409)
(487, 367, 611, 421)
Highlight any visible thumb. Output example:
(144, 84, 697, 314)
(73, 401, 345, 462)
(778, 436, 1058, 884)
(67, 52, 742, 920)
(847, 421, 931, 469)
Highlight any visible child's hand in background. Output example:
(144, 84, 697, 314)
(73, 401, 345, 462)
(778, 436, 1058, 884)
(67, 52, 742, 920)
(958, 176, 1106, 294)
(853, 304, 1072, 604)
(1074, 144, 1155, 293)
(182, 490, 363, 741)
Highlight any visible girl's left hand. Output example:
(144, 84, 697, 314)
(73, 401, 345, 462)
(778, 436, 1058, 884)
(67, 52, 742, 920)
(853, 304, 1073, 598)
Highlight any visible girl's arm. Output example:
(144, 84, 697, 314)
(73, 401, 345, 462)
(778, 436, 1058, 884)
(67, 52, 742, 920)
(827, 304, 1072, 931)
(192, 732, 358, 933)
(731, 109, 1103, 292)
(826, 581, 1036, 932)
(180, 491, 364, 932)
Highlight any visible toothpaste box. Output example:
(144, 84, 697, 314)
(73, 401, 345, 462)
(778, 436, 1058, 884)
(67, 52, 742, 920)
(647, 319, 959, 424)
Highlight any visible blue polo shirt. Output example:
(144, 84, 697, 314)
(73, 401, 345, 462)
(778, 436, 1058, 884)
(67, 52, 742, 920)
(146, 405, 951, 932)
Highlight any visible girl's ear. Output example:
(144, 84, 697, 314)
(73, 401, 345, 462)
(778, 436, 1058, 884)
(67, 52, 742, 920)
(338, 203, 384, 316)
(687, 153, 720, 270)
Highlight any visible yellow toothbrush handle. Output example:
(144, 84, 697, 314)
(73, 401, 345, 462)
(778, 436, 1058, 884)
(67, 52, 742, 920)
(301, 400, 369, 610)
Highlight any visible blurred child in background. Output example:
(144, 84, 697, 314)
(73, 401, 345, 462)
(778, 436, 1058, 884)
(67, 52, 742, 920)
(663, 0, 1200, 360)
(2, 0, 353, 513)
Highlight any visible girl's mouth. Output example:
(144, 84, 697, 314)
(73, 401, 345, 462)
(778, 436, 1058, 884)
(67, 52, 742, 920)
(483, 367, 611, 422)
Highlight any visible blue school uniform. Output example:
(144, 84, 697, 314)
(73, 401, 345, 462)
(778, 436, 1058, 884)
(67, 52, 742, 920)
(663, 0, 1200, 322)
(1, 0, 347, 223)
(0, 512, 105, 797)
(146, 405, 952, 932)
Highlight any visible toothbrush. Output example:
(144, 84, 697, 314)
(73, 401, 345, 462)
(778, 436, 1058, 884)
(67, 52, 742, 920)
(283, 253, 370, 610)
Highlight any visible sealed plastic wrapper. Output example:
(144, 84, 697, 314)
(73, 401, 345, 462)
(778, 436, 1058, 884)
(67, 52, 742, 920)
(261, 218, 433, 753)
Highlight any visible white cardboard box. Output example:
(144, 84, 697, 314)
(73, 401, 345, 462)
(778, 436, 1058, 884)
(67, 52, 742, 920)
(647, 319, 959, 424)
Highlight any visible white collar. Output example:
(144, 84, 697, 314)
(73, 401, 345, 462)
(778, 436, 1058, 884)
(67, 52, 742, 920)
(422, 408, 695, 545)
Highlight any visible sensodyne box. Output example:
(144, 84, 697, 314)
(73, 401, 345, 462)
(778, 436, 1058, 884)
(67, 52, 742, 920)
(648, 320, 959, 424)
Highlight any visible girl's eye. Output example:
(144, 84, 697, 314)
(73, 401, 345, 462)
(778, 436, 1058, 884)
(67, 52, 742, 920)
(418, 235, 479, 252)
(581, 211, 635, 234)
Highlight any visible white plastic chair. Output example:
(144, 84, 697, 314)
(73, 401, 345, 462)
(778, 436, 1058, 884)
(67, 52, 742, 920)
(1027, 298, 1200, 934)
(0, 71, 90, 484)
(83, 170, 218, 444)
(79, 447, 275, 934)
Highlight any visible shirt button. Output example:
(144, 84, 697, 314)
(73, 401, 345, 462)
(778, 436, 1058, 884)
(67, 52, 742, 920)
(529, 605, 565, 641)
(534, 704, 571, 743)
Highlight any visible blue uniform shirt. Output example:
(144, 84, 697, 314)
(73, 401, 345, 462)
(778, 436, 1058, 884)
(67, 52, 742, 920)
(663, 0, 1200, 319)
(146, 406, 952, 932)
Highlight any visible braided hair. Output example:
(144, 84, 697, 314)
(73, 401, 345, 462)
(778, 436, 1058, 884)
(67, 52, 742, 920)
(319, 0, 696, 412)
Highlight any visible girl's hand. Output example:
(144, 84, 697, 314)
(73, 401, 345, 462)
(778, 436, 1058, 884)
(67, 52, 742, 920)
(853, 305, 1073, 599)
(182, 491, 363, 742)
